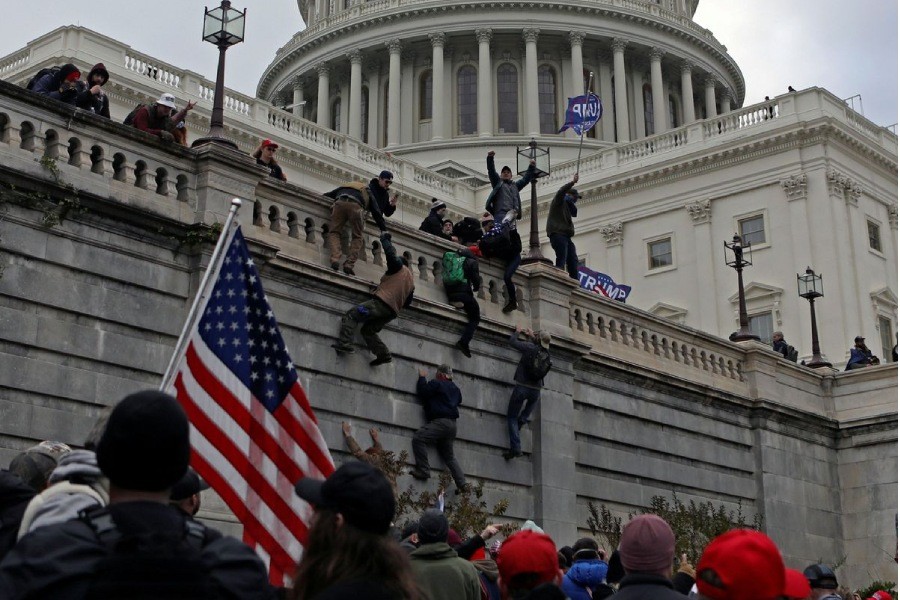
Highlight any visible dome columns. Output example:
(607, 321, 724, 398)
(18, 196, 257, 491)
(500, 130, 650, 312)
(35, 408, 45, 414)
(315, 63, 330, 128)
(475, 28, 493, 137)
(523, 28, 541, 138)
(386, 38, 403, 147)
(347, 50, 363, 139)
(680, 60, 696, 124)
(611, 38, 630, 143)
(429, 33, 446, 141)
(649, 47, 667, 134)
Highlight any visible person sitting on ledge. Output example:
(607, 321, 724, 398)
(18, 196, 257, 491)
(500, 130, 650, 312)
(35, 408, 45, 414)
(130, 92, 195, 143)
(845, 336, 879, 370)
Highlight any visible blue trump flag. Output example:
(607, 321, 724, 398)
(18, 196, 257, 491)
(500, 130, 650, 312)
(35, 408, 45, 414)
(577, 266, 631, 303)
(559, 93, 602, 135)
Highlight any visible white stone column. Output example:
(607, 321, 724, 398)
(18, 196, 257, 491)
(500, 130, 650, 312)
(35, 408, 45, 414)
(292, 77, 305, 117)
(523, 28, 540, 137)
(684, 200, 719, 332)
(476, 28, 493, 137)
(649, 47, 667, 134)
(348, 50, 363, 139)
(721, 89, 732, 113)
(366, 61, 380, 145)
(631, 67, 645, 138)
(316, 63, 330, 128)
(612, 38, 630, 142)
(429, 33, 446, 140)
(597, 60, 614, 141)
(704, 75, 717, 120)
(680, 60, 695, 124)
(569, 31, 586, 97)
(386, 39, 402, 147)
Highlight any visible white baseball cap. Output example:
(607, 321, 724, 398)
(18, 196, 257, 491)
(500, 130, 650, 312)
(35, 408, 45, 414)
(157, 93, 177, 109)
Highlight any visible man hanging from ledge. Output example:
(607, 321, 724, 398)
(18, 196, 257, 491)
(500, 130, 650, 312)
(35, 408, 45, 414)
(332, 232, 413, 366)
(323, 176, 389, 276)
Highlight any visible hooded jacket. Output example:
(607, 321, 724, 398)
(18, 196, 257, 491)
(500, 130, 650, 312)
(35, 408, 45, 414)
(562, 558, 608, 600)
(409, 542, 481, 600)
(75, 63, 110, 118)
(420, 207, 451, 239)
(545, 181, 578, 238)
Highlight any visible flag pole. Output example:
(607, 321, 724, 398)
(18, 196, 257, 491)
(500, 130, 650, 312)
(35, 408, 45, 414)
(160, 198, 243, 391)
(575, 71, 594, 176)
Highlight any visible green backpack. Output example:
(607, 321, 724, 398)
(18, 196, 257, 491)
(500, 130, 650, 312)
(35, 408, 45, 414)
(441, 251, 467, 285)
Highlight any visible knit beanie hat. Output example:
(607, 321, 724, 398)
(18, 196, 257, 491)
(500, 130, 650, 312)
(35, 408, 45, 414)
(96, 390, 190, 492)
(618, 514, 675, 573)
(431, 198, 447, 212)
(418, 509, 449, 544)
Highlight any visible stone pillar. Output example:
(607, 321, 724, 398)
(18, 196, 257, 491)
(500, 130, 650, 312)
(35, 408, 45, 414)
(366, 61, 381, 145)
(316, 63, 330, 128)
(430, 33, 446, 140)
(387, 39, 402, 147)
(684, 200, 719, 332)
(649, 47, 667, 134)
(476, 28, 493, 137)
(600, 222, 624, 278)
(704, 76, 718, 120)
(611, 38, 630, 142)
(597, 60, 614, 142)
(631, 67, 645, 139)
(523, 28, 540, 137)
(721, 90, 732, 113)
(568, 31, 586, 97)
(292, 77, 305, 117)
(347, 50, 363, 139)
(680, 60, 695, 124)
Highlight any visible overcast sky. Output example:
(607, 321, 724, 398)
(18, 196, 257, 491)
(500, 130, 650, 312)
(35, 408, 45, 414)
(0, 0, 896, 127)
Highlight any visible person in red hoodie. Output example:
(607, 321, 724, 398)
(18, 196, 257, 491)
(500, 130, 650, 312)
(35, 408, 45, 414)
(131, 92, 195, 142)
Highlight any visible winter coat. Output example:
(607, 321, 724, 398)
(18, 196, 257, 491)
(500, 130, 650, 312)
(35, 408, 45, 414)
(369, 178, 396, 218)
(409, 542, 481, 600)
(420, 208, 451, 239)
(472, 559, 501, 600)
(131, 102, 191, 139)
(32, 71, 82, 106)
(509, 331, 545, 388)
(610, 573, 686, 600)
(562, 558, 608, 600)
(485, 154, 536, 225)
(17, 450, 109, 539)
(443, 248, 482, 297)
(373, 235, 414, 315)
(74, 63, 110, 118)
(545, 181, 578, 238)
(0, 471, 36, 563)
(416, 376, 463, 421)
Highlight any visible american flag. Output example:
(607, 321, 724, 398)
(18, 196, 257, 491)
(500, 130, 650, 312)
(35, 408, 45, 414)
(164, 225, 334, 585)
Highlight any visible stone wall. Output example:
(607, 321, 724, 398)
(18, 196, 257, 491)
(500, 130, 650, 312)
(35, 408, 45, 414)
(0, 84, 896, 588)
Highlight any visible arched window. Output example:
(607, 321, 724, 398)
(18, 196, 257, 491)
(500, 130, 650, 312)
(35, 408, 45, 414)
(419, 70, 433, 120)
(497, 64, 518, 133)
(538, 65, 557, 134)
(331, 98, 342, 132)
(361, 86, 369, 144)
(457, 65, 477, 135)
(643, 83, 654, 135)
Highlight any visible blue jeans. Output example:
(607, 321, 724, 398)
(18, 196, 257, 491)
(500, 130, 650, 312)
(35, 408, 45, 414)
(506, 385, 541, 452)
(549, 233, 579, 280)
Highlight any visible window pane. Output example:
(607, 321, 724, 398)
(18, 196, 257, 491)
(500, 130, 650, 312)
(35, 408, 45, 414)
(749, 313, 774, 344)
(739, 215, 765, 246)
(458, 66, 477, 135)
(331, 99, 341, 131)
(497, 64, 518, 133)
(538, 65, 556, 134)
(420, 71, 433, 120)
(879, 316, 893, 362)
(643, 84, 654, 135)
(648, 238, 672, 269)
(868, 221, 882, 252)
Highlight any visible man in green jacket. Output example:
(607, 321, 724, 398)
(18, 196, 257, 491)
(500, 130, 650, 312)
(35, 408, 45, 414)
(545, 173, 580, 280)
(410, 509, 480, 600)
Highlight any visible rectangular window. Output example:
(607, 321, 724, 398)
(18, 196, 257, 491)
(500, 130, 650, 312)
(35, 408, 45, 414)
(749, 312, 774, 344)
(879, 315, 893, 362)
(648, 238, 673, 269)
(739, 214, 766, 246)
(868, 220, 882, 252)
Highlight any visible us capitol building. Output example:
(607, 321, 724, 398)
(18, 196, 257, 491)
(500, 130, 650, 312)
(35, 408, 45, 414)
(0, 0, 896, 368)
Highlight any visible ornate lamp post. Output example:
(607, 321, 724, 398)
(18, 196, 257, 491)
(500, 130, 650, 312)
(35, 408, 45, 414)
(724, 234, 759, 341)
(797, 267, 832, 368)
(517, 138, 551, 265)
(192, 0, 246, 149)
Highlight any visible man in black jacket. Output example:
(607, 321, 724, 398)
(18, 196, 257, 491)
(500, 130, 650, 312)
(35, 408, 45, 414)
(443, 248, 482, 358)
(410, 365, 467, 493)
(420, 199, 452, 239)
(545, 174, 580, 280)
(504, 326, 550, 460)
(369, 170, 398, 218)
(76, 63, 111, 118)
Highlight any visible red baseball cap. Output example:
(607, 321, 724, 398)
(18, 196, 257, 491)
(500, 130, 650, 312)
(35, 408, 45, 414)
(496, 530, 559, 586)
(696, 529, 785, 600)
(868, 591, 893, 600)
(261, 139, 278, 149)
(783, 568, 812, 599)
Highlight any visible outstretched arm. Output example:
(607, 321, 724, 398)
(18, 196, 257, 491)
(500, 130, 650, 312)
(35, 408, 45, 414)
(381, 232, 403, 271)
(515, 160, 537, 190)
(487, 151, 500, 187)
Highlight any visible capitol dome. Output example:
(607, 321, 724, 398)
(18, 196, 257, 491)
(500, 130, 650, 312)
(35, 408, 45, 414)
(257, 0, 744, 174)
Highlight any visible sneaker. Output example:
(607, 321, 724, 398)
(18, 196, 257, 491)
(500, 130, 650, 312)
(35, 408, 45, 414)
(343, 265, 356, 276)
(502, 299, 518, 314)
(410, 468, 429, 481)
(370, 355, 393, 367)
(331, 343, 355, 355)
(455, 341, 472, 358)
(330, 261, 340, 271)
(502, 449, 523, 460)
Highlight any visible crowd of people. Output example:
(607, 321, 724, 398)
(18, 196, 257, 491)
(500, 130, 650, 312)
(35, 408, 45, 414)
(1, 399, 890, 600)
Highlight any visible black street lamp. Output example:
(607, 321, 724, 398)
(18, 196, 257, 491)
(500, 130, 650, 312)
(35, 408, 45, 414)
(724, 234, 759, 341)
(517, 138, 551, 265)
(797, 267, 832, 368)
(192, 0, 246, 149)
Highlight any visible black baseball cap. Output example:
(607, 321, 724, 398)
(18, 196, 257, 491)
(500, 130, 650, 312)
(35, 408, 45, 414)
(170, 467, 210, 501)
(803, 563, 838, 589)
(295, 461, 395, 535)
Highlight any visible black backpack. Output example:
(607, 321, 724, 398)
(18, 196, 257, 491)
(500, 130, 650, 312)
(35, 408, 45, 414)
(786, 345, 798, 362)
(123, 103, 147, 126)
(524, 346, 552, 381)
(25, 66, 60, 91)
(81, 507, 216, 600)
